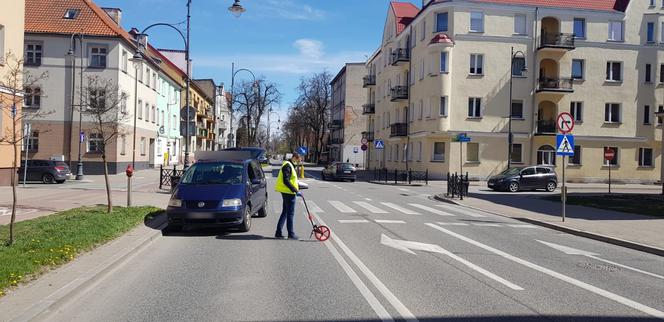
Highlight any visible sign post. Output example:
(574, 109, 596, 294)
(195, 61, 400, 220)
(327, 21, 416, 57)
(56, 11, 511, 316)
(556, 113, 575, 222)
(604, 148, 615, 194)
(454, 133, 471, 175)
(23, 123, 31, 188)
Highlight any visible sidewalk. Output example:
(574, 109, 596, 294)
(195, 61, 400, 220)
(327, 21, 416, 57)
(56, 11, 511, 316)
(436, 188, 664, 256)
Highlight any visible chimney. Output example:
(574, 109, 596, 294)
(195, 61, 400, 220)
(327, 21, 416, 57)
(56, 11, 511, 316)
(102, 7, 122, 25)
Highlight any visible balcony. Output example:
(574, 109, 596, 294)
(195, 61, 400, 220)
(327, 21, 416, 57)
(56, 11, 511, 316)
(362, 103, 375, 115)
(329, 137, 344, 145)
(390, 123, 408, 137)
(536, 120, 556, 135)
(390, 86, 409, 101)
(539, 32, 575, 50)
(362, 131, 374, 142)
(390, 48, 409, 65)
(363, 75, 376, 87)
(328, 119, 343, 130)
(197, 129, 208, 139)
(537, 77, 574, 93)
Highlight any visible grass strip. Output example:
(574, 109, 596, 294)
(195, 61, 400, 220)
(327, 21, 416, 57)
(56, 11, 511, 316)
(0, 206, 161, 296)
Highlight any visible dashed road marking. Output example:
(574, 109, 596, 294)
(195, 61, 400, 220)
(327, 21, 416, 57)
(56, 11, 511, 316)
(472, 223, 502, 227)
(329, 201, 357, 213)
(409, 204, 455, 217)
(353, 201, 389, 214)
(338, 219, 370, 224)
(436, 204, 486, 218)
(380, 202, 420, 215)
(436, 222, 469, 226)
(374, 220, 406, 224)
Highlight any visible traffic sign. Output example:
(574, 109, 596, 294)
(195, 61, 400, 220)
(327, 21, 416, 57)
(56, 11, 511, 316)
(604, 148, 616, 161)
(361, 144, 368, 151)
(180, 106, 196, 122)
(374, 140, 385, 150)
(297, 146, 308, 155)
(79, 131, 85, 143)
(557, 112, 575, 134)
(361, 138, 368, 145)
(353, 147, 359, 154)
(556, 134, 575, 156)
(455, 133, 471, 142)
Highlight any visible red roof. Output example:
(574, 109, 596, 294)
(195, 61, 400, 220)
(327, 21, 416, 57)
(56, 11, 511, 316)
(433, 0, 629, 12)
(391, 2, 419, 35)
(25, 0, 134, 37)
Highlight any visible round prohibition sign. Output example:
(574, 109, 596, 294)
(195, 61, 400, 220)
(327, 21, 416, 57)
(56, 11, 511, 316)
(557, 112, 575, 134)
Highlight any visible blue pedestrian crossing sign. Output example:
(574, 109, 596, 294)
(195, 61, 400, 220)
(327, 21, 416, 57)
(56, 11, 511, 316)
(556, 134, 575, 156)
(374, 140, 385, 150)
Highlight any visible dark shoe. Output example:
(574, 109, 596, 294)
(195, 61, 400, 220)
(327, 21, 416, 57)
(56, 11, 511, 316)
(275, 233, 285, 239)
(288, 235, 299, 240)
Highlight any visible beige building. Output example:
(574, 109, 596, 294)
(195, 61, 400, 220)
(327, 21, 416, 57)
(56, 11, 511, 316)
(329, 63, 368, 166)
(0, 0, 25, 186)
(365, 0, 663, 183)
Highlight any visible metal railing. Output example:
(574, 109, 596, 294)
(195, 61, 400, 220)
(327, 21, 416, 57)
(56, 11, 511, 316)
(446, 172, 469, 200)
(328, 119, 343, 130)
(362, 131, 374, 142)
(537, 120, 556, 134)
(540, 32, 575, 49)
(373, 168, 429, 185)
(362, 103, 375, 114)
(363, 75, 376, 87)
(159, 164, 185, 190)
(390, 86, 408, 101)
(537, 77, 574, 92)
(390, 48, 410, 65)
(390, 123, 408, 137)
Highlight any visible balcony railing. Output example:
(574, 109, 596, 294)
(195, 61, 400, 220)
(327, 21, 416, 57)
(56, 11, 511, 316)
(539, 32, 575, 49)
(363, 75, 376, 87)
(537, 77, 574, 93)
(390, 123, 408, 137)
(328, 119, 343, 130)
(362, 103, 375, 114)
(329, 138, 344, 145)
(536, 120, 556, 134)
(362, 131, 375, 142)
(390, 86, 409, 101)
(390, 48, 410, 65)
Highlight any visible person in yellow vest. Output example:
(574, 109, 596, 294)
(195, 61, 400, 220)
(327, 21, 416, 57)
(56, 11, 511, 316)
(274, 152, 302, 239)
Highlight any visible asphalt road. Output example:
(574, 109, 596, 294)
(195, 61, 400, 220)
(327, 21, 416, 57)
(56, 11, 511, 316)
(44, 166, 664, 322)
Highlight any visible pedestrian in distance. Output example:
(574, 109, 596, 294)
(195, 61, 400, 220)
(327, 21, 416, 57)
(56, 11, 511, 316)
(275, 152, 303, 240)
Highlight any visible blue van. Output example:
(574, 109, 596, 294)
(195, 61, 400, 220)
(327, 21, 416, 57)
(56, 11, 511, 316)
(166, 151, 268, 232)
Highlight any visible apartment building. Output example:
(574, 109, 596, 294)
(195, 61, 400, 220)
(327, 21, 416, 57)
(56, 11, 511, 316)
(0, 0, 25, 186)
(23, 0, 182, 174)
(365, 0, 662, 183)
(329, 63, 368, 166)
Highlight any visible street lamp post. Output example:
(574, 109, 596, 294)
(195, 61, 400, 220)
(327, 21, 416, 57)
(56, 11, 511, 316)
(229, 63, 257, 148)
(67, 33, 85, 180)
(266, 107, 280, 152)
(508, 46, 528, 169)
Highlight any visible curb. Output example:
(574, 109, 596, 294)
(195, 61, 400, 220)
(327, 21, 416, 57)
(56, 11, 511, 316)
(368, 181, 424, 187)
(432, 194, 664, 257)
(10, 218, 167, 322)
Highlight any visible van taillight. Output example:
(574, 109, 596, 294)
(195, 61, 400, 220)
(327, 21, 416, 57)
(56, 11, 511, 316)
(55, 166, 66, 172)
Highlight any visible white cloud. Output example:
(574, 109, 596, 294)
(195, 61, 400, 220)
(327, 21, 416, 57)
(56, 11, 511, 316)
(261, 0, 326, 21)
(293, 39, 324, 59)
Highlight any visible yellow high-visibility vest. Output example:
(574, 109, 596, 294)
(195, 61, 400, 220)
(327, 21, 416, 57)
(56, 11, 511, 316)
(275, 161, 299, 194)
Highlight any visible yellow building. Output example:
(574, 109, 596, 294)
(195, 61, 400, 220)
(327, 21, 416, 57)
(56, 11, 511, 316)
(365, 0, 663, 183)
(0, 1, 25, 186)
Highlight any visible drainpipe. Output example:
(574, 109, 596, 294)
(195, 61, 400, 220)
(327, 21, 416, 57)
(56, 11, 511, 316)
(406, 25, 413, 173)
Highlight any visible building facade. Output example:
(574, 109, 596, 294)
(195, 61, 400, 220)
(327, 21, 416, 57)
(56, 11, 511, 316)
(329, 63, 368, 166)
(365, 0, 662, 183)
(0, 0, 25, 186)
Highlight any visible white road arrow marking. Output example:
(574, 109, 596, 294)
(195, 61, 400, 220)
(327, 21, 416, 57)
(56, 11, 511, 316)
(538, 240, 664, 281)
(380, 234, 524, 291)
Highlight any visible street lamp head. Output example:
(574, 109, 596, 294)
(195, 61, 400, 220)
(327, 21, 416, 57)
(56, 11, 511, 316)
(130, 52, 143, 68)
(66, 48, 75, 56)
(228, 0, 246, 18)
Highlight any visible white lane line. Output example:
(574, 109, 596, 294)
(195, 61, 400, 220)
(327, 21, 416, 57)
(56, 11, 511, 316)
(426, 223, 664, 319)
(313, 214, 418, 322)
(338, 220, 370, 224)
(329, 201, 357, 213)
(436, 204, 486, 218)
(408, 204, 455, 217)
(508, 224, 541, 229)
(364, 198, 372, 201)
(306, 200, 325, 213)
(353, 201, 389, 214)
(320, 232, 394, 321)
(436, 222, 469, 226)
(472, 223, 502, 227)
(375, 220, 406, 224)
(588, 257, 664, 281)
(380, 202, 420, 215)
(398, 188, 411, 192)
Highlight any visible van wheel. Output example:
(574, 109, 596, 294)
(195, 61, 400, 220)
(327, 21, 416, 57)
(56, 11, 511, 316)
(546, 182, 557, 192)
(238, 207, 252, 232)
(508, 182, 520, 193)
(256, 201, 268, 218)
(42, 173, 55, 184)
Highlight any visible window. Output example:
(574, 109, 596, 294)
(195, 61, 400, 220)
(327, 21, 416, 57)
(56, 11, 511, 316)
(421, 20, 426, 41)
(572, 59, 584, 80)
(88, 133, 103, 153)
(419, 59, 424, 80)
(470, 54, 483, 75)
(417, 142, 422, 161)
(608, 21, 624, 41)
(137, 100, 143, 119)
(145, 102, 150, 121)
(88, 88, 105, 111)
(436, 12, 448, 32)
(645, 105, 651, 124)
(646, 64, 653, 83)
(647, 22, 656, 43)
(511, 100, 523, 119)
(120, 135, 126, 155)
(146, 68, 151, 85)
(603, 147, 619, 166)
(639, 148, 653, 167)
(26, 131, 39, 152)
(409, 103, 414, 122)
(0, 25, 4, 62)
(468, 97, 481, 118)
(411, 30, 416, 48)
(604, 103, 621, 123)
(569, 146, 582, 165)
(161, 110, 165, 127)
(173, 115, 177, 129)
(63, 9, 80, 19)
(407, 143, 413, 161)
(537, 145, 556, 166)
(89, 46, 107, 68)
(514, 14, 526, 35)
(418, 99, 423, 120)
(466, 143, 479, 162)
(119, 94, 127, 114)
(659, 106, 664, 125)
(151, 106, 156, 123)
(574, 18, 586, 38)
(439, 96, 447, 116)
(23, 87, 41, 108)
(440, 52, 448, 73)
(512, 57, 525, 76)
(121, 50, 128, 73)
(152, 72, 157, 89)
(140, 137, 146, 156)
(570, 102, 583, 122)
(651, 0, 656, 6)
(606, 62, 622, 81)
(661, 22, 664, 43)
(25, 42, 42, 66)
(433, 142, 445, 161)
(661, 64, 664, 83)
(470, 12, 484, 32)
(510, 144, 522, 163)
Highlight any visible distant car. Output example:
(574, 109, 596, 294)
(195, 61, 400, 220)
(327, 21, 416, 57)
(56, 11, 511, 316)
(166, 151, 268, 233)
(321, 162, 356, 182)
(257, 155, 269, 164)
(487, 166, 558, 193)
(17, 160, 71, 184)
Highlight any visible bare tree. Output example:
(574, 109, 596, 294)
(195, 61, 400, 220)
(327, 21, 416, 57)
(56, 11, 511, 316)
(80, 76, 129, 214)
(294, 72, 332, 163)
(233, 78, 280, 146)
(0, 52, 49, 245)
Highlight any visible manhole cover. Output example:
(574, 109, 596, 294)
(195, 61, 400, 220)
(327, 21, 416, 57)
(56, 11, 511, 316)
(577, 262, 620, 272)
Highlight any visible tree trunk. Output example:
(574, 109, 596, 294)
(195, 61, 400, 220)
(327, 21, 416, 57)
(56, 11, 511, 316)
(8, 116, 17, 245)
(102, 154, 112, 213)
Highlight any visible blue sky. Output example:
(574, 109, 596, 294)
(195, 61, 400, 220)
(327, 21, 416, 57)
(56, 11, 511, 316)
(95, 0, 419, 113)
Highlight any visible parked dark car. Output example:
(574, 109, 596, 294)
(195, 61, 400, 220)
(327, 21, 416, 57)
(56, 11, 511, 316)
(487, 166, 557, 192)
(166, 151, 268, 233)
(321, 162, 357, 182)
(17, 160, 71, 184)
